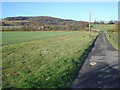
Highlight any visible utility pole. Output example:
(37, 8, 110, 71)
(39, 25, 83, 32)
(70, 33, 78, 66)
(89, 10, 91, 34)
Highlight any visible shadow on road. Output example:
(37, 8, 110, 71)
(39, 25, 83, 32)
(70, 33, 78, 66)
(71, 62, 119, 88)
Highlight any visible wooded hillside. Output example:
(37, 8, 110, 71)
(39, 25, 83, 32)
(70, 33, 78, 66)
(1, 16, 89, 31)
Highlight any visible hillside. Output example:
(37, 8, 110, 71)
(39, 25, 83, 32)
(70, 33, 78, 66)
(1, 16, 89, 31)
(2, 16, 88, 26)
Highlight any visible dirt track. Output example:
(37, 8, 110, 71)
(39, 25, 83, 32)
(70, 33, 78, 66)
(71, 32, 119, 88)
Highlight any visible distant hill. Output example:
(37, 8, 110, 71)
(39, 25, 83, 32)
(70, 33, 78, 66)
(2, 16, 88, 26)
(1, 16, 89, 31)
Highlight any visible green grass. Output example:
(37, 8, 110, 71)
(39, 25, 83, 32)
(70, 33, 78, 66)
(107, 32, 119, 50)
(2, 31, 75, 45)
(2, 31, 98, 88)
(91, 24, 115, 31)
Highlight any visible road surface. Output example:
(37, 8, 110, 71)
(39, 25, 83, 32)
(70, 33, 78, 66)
(71, 32, 119, 88)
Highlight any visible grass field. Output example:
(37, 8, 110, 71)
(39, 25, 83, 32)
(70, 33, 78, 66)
(91, 24, 115, 31)
(2, 31, 98, 88)
(2, 31, 75, 45)
(107, 32, 119, 50)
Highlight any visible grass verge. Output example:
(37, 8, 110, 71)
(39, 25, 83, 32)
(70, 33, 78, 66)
(107, 32, 119, 50)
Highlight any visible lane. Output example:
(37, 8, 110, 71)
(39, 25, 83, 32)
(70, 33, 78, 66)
(71, 32, 119, 88)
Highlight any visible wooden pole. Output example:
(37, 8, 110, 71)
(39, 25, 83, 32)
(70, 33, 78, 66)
(89, 10, 91, 34)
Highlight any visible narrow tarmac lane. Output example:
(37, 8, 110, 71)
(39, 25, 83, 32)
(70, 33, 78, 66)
(71, 32, 119, 88)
